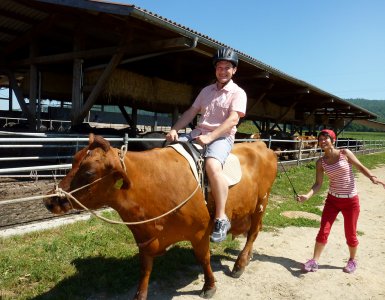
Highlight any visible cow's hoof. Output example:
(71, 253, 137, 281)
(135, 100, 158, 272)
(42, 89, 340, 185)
(199, 286, 216, 298)
(231, 266, 245, 278)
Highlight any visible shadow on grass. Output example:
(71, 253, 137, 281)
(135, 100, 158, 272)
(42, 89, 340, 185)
(31, 245, 236, 300)
(32, 243, 318, 299)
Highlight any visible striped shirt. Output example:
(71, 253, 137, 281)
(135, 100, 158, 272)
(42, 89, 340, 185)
(321, 151, 357, 196)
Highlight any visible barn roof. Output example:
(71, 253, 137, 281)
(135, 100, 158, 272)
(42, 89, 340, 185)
(0, 0, 378, 130)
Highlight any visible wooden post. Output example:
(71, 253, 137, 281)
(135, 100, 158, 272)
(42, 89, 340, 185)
(71, 31, 84, 126)
(29, 43, 38, 130)
(8, 88, 12, 111)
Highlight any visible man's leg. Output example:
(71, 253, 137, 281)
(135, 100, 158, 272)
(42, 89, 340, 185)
(207, 157, 231, 243)
(204, 137, 233, 243)
(205, 157, 228, 219)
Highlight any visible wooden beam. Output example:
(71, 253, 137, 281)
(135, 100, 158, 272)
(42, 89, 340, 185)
(2, 15, 57, 56)
(246, 82, 274, 112)
(7, 71, 34, 122)
(0, 25, 20, 37)
(73, 46, 126, 124)
(0, 7, 38, 24)
(118, 105, 137, 136)
(10, 37, 193, 66)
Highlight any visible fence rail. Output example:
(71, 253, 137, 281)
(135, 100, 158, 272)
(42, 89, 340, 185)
(0, 133, 384, 177)
(1, 132, 384, 230)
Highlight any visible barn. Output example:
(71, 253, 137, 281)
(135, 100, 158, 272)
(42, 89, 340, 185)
(0, 0, 380, 137)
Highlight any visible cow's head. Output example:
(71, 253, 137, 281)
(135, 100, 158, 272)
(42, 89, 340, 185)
(44, 134, 130, 214)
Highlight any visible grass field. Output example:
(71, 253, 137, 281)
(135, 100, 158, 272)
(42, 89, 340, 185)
(1, 151, 385, 299)
(339, 131, 385, 140)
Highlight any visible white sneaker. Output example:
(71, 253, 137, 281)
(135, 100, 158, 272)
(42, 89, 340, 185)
(210, 218, 231, 243)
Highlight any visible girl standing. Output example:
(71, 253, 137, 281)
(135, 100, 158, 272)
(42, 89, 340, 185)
(297, 129, 385, 273)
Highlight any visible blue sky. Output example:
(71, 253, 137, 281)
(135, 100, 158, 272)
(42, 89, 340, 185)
(120, 0, 385, 100)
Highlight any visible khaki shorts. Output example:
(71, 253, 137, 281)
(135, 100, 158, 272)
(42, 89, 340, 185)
(179, 133, 233, 166)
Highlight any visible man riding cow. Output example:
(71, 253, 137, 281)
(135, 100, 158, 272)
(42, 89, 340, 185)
(166, 47, 247, 243)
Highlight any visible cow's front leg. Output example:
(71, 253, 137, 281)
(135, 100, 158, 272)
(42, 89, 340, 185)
(191, 237, 216, 298)
(134, 252, 153, 300)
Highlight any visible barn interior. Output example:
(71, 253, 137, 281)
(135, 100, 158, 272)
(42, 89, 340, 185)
(0, 0, 380, 137)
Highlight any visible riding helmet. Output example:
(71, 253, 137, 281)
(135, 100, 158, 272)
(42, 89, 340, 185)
(212, 47, 238, 67)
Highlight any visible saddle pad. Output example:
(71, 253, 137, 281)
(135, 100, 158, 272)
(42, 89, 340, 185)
(168, 144, 242, 186)
(168, 144, 200, 182)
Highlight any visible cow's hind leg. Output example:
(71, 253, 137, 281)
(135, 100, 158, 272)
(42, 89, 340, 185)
(134, 252, 153, 300)
(231, 212, 263, 278)
(191, 237, 216, 298)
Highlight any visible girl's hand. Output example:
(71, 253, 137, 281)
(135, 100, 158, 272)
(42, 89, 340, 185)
(371, 176, 385, 188)
(297, 194, 309, 202)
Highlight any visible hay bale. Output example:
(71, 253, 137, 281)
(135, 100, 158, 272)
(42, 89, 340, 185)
(85, 69, 193, 106)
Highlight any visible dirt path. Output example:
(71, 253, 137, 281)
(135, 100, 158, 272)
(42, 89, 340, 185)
(138, 166, 385, 300)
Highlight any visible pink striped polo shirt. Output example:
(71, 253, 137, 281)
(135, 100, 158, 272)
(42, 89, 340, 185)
(321, 151, 357, 196)
(192, 80, 247, 140)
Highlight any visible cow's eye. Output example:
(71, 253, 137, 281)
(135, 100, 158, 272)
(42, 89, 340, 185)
(85, 170, 95, 177)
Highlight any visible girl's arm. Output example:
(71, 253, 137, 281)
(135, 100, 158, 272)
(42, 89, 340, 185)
(343, 149, 385, 188)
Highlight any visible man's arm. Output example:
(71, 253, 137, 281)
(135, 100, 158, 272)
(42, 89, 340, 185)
(166, 106, 200, 141)
(196, 111, 241, 145)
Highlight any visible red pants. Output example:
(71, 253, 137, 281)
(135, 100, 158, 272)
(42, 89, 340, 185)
(316, 194, 360, 247)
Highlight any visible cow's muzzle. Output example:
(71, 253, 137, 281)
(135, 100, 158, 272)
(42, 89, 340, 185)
(43, 190, 72, 214)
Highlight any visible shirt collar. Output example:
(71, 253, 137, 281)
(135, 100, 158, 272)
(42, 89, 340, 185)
(212, 79, 234, 92)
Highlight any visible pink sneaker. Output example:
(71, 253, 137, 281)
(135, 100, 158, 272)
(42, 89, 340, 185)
(302, 259, 318, 272)
(343, 258, 357, 273)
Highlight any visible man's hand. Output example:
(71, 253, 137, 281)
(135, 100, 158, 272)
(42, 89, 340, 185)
(166, 129, 178, 142)
(195, 134, 214, 146)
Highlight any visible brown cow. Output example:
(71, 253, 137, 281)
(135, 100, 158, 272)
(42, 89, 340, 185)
(44, 134, 277, 300)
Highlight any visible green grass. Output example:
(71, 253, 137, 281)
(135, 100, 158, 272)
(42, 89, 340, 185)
(339, 131, 385, 140)
(1, 151, 385, 299)
(0, 211, 240, 299)
(264, 163, 327, 229)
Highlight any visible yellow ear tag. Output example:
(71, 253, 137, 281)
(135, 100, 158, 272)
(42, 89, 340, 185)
(114, 178, 124, 189)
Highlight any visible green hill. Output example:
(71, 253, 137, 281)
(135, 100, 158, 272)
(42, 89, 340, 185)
(346, 99, 385, 122)
(345, 99, 385, 131)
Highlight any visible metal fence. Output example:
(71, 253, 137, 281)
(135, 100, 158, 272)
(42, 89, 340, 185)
(0, 132, 384, 177)
(0, 132, 384, 229)
(256, 136, 385, 166)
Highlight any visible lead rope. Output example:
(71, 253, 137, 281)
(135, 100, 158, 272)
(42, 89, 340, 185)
(279, 160, 298, 200)
(56, 182, 200, 225)
(59, 146, 200, 225)
(119, 144, 128, 171)
(197, 156, 205, 196)
(1, 146, 200, 225)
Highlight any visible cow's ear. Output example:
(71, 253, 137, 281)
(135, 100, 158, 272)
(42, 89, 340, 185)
(112, 170, 130, 190)
(89, 133, 95, 145)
